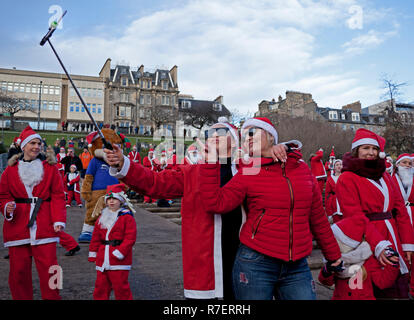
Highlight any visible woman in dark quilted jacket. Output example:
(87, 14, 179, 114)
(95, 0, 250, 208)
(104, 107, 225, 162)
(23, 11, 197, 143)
(198, 117, 342, 300)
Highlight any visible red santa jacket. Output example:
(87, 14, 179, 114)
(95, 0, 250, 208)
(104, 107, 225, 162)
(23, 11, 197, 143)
(198, 154, 341, 263)
(0, 158, 66, 247)
(392, 173, 414, 226)
(310, 150, 327, 180)
(325, 175, 342, 219)
(318, 255, 400, 300)
(109, 156, 239, 299)
(336, 171, 414, 274)
(88, 207, 137, 271)
(64, 172, 81, 193)
(128, 151, 141, 164)
(142, 156, 160, 171)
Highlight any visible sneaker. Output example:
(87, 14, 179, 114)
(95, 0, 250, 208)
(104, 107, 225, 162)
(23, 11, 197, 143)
(65, 204, 70, 208)
(78, 232, 92, 243)
(78, 204, 83, 208)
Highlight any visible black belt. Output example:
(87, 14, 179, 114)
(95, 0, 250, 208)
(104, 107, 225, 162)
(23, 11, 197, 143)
(406, 202, 414, 207)
(15, 198, 51, 228)
(101, 240, 123, 246)
(367, 211, 392, 221)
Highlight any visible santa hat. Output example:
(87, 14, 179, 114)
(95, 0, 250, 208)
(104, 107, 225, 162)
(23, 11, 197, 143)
(161, 150, 167, 156)
(329, 147, 335, 158)
(70, 164, 77, 170)
(396, 153, 412, 166)
(148, 148, 154, 153)
(86, 131, 99, 148)
(411, 154, 414, 160)
(18, 125, 41, 149)
(13, 136, 20, 145)
(241, 117, 278, 145)
(104, 184, 127, 203)
(215, 116, 240, 146)
(187, 145, 197, 152)
(333, 159, 342, 166)
(331, 217, 366, 252)
(351, 128, 386, 159)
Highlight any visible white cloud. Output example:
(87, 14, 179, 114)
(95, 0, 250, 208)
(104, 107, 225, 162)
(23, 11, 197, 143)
(342, 29, 398, 54)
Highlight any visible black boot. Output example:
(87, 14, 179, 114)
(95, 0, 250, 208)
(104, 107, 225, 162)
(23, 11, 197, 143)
(65, 245, 80, 256)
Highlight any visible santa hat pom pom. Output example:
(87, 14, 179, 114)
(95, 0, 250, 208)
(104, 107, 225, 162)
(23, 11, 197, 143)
(218, 116, 229, 123)
(88, 144, 92, 148)
(379, 152, 386, 159)
(16, 138, 21, 144)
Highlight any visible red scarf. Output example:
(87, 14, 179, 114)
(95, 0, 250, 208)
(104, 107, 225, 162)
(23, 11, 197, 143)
(342, 152, 385, 180)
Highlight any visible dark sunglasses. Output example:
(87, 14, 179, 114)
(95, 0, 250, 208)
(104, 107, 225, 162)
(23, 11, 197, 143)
(205, 127, 230, 139)
(241, 127, 261, 140)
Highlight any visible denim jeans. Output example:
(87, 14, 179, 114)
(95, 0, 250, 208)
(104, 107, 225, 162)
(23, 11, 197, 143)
(232, 244, 316, 300)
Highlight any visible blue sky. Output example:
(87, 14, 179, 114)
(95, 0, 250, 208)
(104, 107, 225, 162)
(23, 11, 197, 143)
(1, 0, 413, 114)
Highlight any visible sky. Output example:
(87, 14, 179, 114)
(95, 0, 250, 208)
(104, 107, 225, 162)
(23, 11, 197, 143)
(0, 0, 413, 115)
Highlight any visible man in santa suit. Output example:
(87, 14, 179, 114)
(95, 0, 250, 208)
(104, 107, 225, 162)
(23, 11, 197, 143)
(391, 153, 414, 298)
(335, 128, 414, 299)
(64, 164, 83, 208)
(325, 159, 343, 224)
(0, 126, 66, 300)
(104, 116, 288, 300)
(165, 147, 177, 170)
(324, 147, 336, 177)
(184, 145, 201, 165)
(56, 147, 66, 163)
(142, 149, 159, 204)
(128, 145, 141, 164)
(310, 148, 327, 194)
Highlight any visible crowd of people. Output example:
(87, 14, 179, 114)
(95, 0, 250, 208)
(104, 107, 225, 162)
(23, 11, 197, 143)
(0, 117, 414, 301)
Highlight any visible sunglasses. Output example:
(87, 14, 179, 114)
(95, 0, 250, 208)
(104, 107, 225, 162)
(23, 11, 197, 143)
(205, 127, 230, 139)
(241, 127, 261, 140)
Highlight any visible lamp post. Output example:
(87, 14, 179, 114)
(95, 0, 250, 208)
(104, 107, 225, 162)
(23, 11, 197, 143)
(37, 81, 42, 130)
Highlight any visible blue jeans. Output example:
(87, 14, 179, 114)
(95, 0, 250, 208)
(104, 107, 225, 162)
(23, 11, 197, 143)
(232, 244, 316, 300)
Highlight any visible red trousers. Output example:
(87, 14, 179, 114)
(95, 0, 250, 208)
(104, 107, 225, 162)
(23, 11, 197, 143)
(93, 270, 133, 300)
(67, 191, 82, 205)
(8, 242, 61, 300)
(58, 231, 78, 251)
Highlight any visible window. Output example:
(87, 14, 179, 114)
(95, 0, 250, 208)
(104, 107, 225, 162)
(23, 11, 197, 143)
(43, 85, 49, 95)
(145, 95, 151, 105)
(97, 106, 102, 114)
(328, 111, 338, 120)
(121, 78, 127, 86)
(75, 104, 80, 112)
(92, 104, 96, 113)
(43, 101, 48, 110)
(49, 86, 54, 95)
(1, 82, 6, 90)
(32, 84, 38, 94)
(19, 84, 25, 93)
(120, 93, 129, 103)
(25, 84, 31, 93)
(55, 86, 60, 95)
(8, 83, 13, 91)
(341, 113, 346, 120)
(342, 124, 347, 130)
(54, 102, 59, 111)
(351, 113, 360, 122)
(117, 106, 131, 117)
(213, 103, 222, 112)
(162, 81, 168, 90)
(139, 95, 144, 105)
(147, 80, 151, 89)
(48, 101, 53, 110)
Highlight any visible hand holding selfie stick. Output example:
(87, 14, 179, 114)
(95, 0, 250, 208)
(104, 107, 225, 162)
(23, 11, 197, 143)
(40, 10, 113, 150)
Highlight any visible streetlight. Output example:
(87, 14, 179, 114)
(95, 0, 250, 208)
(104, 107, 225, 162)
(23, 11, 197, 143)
(37, 81, 43, 130)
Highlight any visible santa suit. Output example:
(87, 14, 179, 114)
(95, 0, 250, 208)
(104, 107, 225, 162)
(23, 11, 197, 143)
(184, 154, 201, 165)
(64, 172, 82, 206)
(0, 157, 66, 300)
(325, 175, 343, 223)
(88, 207, 137, 300)
(336, 170, 414, 277)
(310, 150, 327, 193)
(56, 152, 66, 163)
(128, 151, 141, 164)
(142, 155, 159, 203)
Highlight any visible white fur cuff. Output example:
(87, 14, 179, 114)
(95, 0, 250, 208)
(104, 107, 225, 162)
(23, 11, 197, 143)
(89, 252, 97, 258)
(109, 156, 130, 179)
(375, 240, 393, 259)
(112, 249, 125, 260)
(54, 222, 66, 230)
(4, 202, 15, 221)
(402, 244, 414, 252)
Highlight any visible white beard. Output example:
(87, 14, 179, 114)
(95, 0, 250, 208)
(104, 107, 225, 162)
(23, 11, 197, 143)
(18, 159, 44, 188)
(98, 207, 119, 230)
(398, 166, 413, 189)
(188, 153, 200, 164)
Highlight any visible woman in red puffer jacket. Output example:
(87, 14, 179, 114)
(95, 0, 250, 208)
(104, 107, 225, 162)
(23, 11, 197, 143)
(198, 117, 342, 300)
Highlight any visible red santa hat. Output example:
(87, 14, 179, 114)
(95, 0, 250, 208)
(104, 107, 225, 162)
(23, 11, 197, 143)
(104, 183, 127, 203)
(331, 217, 366, 250)
(411, 154, 414, 160)
(241, 117, 278, 145)
(161, 150, 167, 156)
(86, 131, 99, 148)
(351, 128, 386, 159)
(187, 145, 197, 152)
(396, 153, 412, 166)
(18, 125, 42, 149)
(70, 164, 77, 171)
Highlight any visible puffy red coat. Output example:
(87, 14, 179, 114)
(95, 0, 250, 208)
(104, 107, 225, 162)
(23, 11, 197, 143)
(0, 159, 66, 247)
(198, 154, 341, 263)
(318, 255, 400, 300)
(88, 208, 137, 271)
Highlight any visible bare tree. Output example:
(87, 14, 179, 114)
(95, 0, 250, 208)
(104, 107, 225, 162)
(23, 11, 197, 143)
(380, 73, 408, 113)
(150, 105, 177, 129)
(181, 107, 218, 130)
(229, 108, 254, 127)
(0, 89, 35, 130)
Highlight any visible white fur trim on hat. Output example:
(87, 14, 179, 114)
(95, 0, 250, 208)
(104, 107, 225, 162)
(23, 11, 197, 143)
(21, 133, 42, 149)
(242, 119, 278, 145)
(215, 118, 239, 146)
(331, 224, 361, 249)
(396, 155, 411, 165)
(105, 192, 126, 203)
(351, 138, 379, 150)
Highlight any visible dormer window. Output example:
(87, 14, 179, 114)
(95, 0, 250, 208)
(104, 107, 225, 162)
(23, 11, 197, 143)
(181, 100, 191, 109)
(328, 111, 338, 120)
(351, 112, 360, 122)
(213, 102, 222, 112)
(121, 77, 127, 86)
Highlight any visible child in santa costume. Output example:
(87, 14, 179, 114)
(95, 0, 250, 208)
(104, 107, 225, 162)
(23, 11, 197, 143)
(142, 149, 159, 204)
(310, 148, 327, 194)
(336, 128, 414, 299)
(325, 159, 343, 224)
(318, 217, 400, 300)
(128, 145, 141, 164)
(0, 126, 66, 300)
(391, 153, 414, 298)
(56, 147, 66, 163)
(64, 164, 83, 208)
(88, 183, 137, 300)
